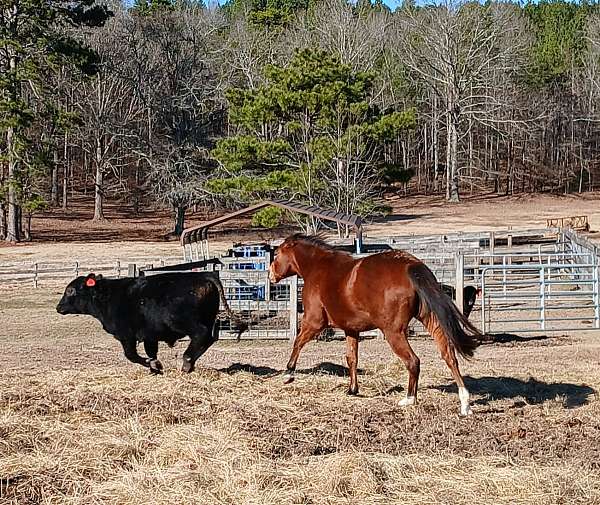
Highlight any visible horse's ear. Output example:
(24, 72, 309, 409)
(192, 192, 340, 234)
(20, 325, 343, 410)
(476, 287, 482, 296)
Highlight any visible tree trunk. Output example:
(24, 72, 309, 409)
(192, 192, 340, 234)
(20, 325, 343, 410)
(51, 150, 59, 206)
(174, 206, 185, 236)
(93, 137, 105, 221)
(6, 124, 21, 242)
(6, 48, 21, 242)
(447, 111, 460, 202)
(24, 213, 32, 241)
(62, 133, 68, 210)
(445, 113, 451, 200)
(0, 202, 6, 240)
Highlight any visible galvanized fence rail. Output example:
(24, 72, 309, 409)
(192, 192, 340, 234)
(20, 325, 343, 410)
(3, 227, 598, 339)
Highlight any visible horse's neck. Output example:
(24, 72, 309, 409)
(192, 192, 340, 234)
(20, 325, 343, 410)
(294, 246, 352, 279)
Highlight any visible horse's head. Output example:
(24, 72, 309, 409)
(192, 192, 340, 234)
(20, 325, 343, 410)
(269, 236, 299, 283)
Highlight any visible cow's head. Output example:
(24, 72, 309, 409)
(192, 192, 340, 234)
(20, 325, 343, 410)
(56, 273, 103, 315)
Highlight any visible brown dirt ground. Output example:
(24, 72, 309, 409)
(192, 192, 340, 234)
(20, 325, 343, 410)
(1, 192, 600, 264)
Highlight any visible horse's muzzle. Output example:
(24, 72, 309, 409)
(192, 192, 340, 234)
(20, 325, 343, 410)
(268, 265, 279, 283)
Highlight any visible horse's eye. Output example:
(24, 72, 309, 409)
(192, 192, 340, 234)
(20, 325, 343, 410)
(66, 287, 76, 297)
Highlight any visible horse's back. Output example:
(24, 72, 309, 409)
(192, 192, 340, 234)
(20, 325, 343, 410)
(317, 250, 421, 332)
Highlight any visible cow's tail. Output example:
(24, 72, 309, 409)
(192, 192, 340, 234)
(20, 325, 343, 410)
(210, 275, 249, 340)
(408, 263, 480, 359)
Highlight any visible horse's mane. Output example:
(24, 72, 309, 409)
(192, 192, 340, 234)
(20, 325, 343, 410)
(287, 233, 351, 255)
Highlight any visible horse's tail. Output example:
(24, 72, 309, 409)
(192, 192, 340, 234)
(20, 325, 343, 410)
(209, 274, 249, 340)
(408, 262, 480, 359)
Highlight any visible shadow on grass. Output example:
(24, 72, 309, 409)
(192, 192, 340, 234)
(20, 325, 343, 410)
(432, 375, 596, 409)
(220, 361, 364, 379)
(479, 333, 551, 345)
(298, 361, 365, 377)
(220, 363, 279, 376)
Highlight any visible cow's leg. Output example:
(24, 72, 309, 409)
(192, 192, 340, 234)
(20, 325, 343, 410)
(120, 337, 150, 369)
(181, 324, 213, 373)
(143, 339, 163, 375)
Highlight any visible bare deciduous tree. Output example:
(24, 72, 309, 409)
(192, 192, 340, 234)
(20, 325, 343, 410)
(395, 1, 530, 201)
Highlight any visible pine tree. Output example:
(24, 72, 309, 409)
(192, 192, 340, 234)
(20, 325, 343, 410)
(209, 48, 415, 229)
(0, 0, 110, 242)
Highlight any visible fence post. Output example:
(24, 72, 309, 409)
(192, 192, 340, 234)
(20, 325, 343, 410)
(264, 272, 271, 302)
(540, 268, 546, 331)
(593, 256, 599, 329)
(116, 260, 121, 278)
(502, 255, 507, 300)
(507, 227, 512, 266)
(489, 231, 495, 259)
(455, 252, 464, 314)
(480, 271, 487, 335)
(289, 275, 298, 342)
(128, 264, 137, 277)
(74, 261, 79, 277)
(33, 262, 38, 288)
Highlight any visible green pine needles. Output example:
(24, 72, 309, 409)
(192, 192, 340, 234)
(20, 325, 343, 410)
(210, 48, 415, 228)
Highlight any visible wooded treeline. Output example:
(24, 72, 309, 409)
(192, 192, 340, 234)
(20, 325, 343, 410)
(2, 0, 600, 241)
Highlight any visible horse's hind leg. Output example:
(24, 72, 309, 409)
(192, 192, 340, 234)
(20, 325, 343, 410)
(385, 327, 420, 406)
(345, 332, 359, 395)
(422, 314, 472, 416)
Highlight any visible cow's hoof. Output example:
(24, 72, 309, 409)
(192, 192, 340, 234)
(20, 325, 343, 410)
(181, 360, 194, 373)
(149, 359, 163, 375)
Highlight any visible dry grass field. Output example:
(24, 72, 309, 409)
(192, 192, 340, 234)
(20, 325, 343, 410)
(1, 286, 600, 504)
(2, 193, 600, 504)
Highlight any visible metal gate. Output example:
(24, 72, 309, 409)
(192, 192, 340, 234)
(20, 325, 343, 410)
(478, 261, 600, 334)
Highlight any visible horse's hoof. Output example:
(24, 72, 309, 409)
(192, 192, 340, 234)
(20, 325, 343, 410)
(399, 396, 416, 407)
(283, 373, 295, 384)
(460, 405, 473, 416)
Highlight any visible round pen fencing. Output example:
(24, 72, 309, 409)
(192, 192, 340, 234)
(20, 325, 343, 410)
(2, 228, 599, 338)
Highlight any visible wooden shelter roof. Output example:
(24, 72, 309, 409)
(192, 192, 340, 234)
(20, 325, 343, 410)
(181, 199, 363, 245)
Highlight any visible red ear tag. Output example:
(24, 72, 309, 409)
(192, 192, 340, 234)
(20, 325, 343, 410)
(86, 278, 96, 287)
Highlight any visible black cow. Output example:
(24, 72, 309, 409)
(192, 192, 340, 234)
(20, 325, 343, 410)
(56, 272, 247, 374)
(441, 284, 481, 319)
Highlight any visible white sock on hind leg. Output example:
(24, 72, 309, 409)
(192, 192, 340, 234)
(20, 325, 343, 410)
(399, 396, 416, 407)
(459, 386, 472, 415)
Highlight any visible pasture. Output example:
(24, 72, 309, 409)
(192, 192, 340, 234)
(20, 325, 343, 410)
(2, 285, 600, 504)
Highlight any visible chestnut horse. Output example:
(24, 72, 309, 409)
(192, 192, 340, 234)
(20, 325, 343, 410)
(269, 234, 481, 415)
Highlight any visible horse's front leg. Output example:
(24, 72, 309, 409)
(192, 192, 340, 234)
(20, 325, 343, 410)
(345, 332, 359, 395)
(284, 321, 324, 384)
